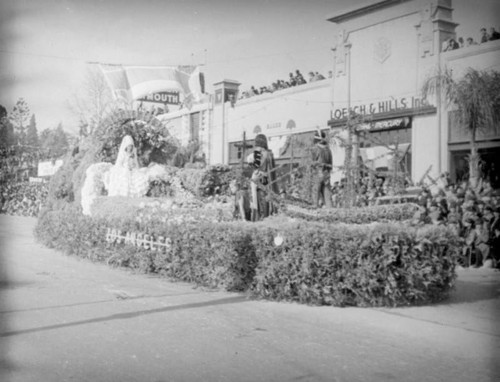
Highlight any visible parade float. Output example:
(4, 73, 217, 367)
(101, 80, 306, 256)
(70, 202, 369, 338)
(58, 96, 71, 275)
(19, 0, 500, 306)
(34, 107, 459, 308)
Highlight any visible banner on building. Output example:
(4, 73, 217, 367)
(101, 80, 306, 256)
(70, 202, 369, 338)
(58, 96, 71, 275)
(138, 91, 181, 105)
(98, 64, 204, 107)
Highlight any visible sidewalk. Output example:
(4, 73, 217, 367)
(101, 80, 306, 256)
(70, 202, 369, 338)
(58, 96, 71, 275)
(378, 266, 500, 336)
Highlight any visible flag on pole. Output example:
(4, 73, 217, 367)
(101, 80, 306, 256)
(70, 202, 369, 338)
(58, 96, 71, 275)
(98, 64, 204, 107)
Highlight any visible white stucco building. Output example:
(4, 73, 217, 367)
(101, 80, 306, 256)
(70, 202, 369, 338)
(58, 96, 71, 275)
(156, 0, 500, 187)
(326, 0, 500, 186)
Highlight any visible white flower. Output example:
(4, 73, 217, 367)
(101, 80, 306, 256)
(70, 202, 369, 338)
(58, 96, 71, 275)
(162, 200, 174, 210)
(274, 234, 284, 246)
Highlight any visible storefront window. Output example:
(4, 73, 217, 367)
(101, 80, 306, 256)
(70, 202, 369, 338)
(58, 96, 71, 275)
(359, 126, 412, 177)
(451, 148, 500, 188)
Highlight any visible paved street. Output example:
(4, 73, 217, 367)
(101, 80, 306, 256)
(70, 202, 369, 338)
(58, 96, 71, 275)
(1, 215, 499, 382)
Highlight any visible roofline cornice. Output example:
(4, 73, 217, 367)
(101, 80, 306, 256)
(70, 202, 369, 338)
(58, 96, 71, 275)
(327, 0, 411, 24)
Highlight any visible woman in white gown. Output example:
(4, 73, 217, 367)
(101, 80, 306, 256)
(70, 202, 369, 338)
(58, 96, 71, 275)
(107, 135, 148, 197)
(82, 135, 178, 215)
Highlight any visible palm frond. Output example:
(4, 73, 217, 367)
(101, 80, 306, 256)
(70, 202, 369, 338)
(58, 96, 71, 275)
(421, 66, 456, 106)
(422, 67, 499, 134)
(455, 68, 496, 133)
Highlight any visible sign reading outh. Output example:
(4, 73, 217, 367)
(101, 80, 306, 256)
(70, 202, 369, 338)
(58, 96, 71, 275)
(138, 91, 180, 105)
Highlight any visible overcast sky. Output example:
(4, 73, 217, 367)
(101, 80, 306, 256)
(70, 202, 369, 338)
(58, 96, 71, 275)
(1, 0, 499, 134)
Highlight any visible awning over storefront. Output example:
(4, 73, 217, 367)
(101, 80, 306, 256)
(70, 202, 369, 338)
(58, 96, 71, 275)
(328, 106, 436, 128)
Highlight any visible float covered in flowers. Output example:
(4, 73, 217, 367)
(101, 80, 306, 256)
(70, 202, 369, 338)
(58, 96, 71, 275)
(34, 109, 460, 307)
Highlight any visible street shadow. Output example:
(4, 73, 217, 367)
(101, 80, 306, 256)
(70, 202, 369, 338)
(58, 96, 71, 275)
(0, 229, 12, 377)
(0, 280, 37, 290)
(0, 291, 201, 314)
(0, 250, 10, 379)
(0, 295, 247, 338)
(445, 278, 500, 304)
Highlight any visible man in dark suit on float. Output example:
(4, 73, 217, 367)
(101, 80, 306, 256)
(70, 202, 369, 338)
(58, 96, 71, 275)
(247, 134, 278, 221)
(311, 129, 333, 208)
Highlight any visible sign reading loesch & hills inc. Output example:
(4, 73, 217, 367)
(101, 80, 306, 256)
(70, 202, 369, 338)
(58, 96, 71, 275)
(331, 96, 432, 120)
(138, 91, 180, 105)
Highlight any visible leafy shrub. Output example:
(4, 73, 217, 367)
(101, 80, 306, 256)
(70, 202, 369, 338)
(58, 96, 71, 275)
(283, 203, 420, 224)
(173, 165, 252, 197)
(146, 179, 176, 198)
(89, 195, 234, 225)
(35, 205, 110, 262)
(35, 207, 459, 307)
(175, 167, 209, 197)
(44, 152, 80, 210)
(152, 222, 258, 291)
(251, 218, 458, 306)
(0, 181, 48, 217)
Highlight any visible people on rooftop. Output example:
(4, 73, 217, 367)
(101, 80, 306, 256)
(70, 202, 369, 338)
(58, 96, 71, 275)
(466, 37, 478, 46)
(443, 38, 459, 51)
(489, 27, 500, 41)
(441, 25, 500, 53)
(239, 68, 327, 100)
(480, 27, 489, 43)
(315, 71, 326, 80)
(295, 69, 306, 85)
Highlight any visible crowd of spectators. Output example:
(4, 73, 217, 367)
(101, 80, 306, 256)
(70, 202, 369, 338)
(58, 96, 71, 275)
(239, 69, 331, 99)
(443, 26, 500, 52)
(0, 152, 39, 183)
(413, 179, 500, 269)
(0, 182, 48, 217)
(1, 147, 52, 216)
(0, 146, 56, 183)
(329, 174, 500, 269)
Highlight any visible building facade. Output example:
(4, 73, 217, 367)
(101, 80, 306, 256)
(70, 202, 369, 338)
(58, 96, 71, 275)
(211, 79, 333, 166)
(327, 0, 500, 184)
(157, 0, 500, 186)
(441, 40, 500, 186)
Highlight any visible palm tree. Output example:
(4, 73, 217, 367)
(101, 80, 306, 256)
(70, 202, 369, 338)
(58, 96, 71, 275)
(421, 67, 500, 188)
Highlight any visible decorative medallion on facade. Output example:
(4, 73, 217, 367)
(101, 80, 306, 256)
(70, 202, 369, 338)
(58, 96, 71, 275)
(373, 37, 391, 63)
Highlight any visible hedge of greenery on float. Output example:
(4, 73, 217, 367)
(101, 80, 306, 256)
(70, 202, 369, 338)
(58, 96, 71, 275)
(35, 206, 459, 307)
(283, 203, 420, 224)
(89, 195, 235, 226)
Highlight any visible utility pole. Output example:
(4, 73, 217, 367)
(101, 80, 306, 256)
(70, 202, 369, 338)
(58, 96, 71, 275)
(345, 40, 356, 207)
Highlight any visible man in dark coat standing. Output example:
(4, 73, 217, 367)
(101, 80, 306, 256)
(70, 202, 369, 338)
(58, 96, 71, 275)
(311, 129, 333, 208)
(248, 134, 278, 221)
